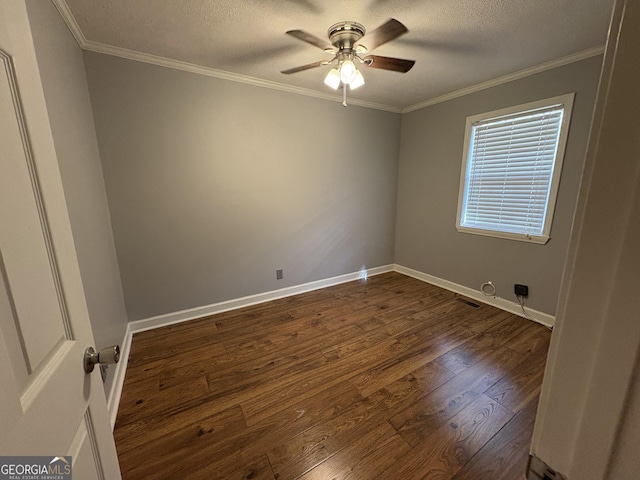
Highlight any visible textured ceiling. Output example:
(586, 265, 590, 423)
(58, 0, 614, 111)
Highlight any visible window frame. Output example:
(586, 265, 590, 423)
(456, 93, 575, 244)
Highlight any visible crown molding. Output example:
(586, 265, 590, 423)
(50, 0, 602, 115)
(51, 0, 87, 47)
(82, 40, 402, 113)
(49, 0, 401, 112)
(402, 46, 605, 114)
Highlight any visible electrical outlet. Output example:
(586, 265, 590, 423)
(276, 269, 283, 280)
(514, 284, 529, 297)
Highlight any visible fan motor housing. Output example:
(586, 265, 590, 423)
(328, 21, 365, 50)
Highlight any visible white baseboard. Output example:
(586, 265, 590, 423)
(393, 264, 555, 328)
(107, 322, 132, 429)
(127, 264, 393, 334)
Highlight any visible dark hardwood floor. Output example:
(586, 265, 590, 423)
(114, 272, 551, 479)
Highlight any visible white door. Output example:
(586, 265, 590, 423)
(0, 1, 121, 478)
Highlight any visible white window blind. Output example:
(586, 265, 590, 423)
(456, 94, 574, 244)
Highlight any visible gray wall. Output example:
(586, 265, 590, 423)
(83, 52, 401, 321)
(25, 1, 128, 394)
(394, 56, 602, 315)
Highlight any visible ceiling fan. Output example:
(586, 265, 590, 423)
(281, 18, 415, 106)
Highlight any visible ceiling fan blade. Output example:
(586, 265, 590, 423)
(362, 18, 408, 51)
(363, 55, 415, 73)
(281, 60, 327, 74)
(286, 30, 331, 50)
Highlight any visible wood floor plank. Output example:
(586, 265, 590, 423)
(113, 272, 551, 480)
(207, 352, 330, 401)
(179, 450, 275, 480)
(451, 395, 540, 480)
(130, 317, 218, 346)
(375, 360, 457, 413)
(213, 454, 275, 480)
(115, 404, 246, 469)
(427, 313, 532, 374)
(240, 336, 406, 426)
(126, 330, 227, 367)
(427, 297, 488, 317)
(381, 394, 515, 480)
(295, 424, 411, 480)
(504, 321, 552, 356)
(116, 375, 209, 427)
(434, 330, 506, 374)
(348, 323, 474, 398)
(266, 395, 397, 479)
(482, 313, 534, 348)
(356, 301, 442, 333)
(159, 323, 363, 390)
(388, 346, 523, 447)
(117, 373, 160, 401)
(321, 328, 393, 361)
(238, 381, 364, 461)
(485, 345, 548, 413)
(113, 403, 245, 457)
(120, 342, 228, 385)
(121, 381, 362, 479)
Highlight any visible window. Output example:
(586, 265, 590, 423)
(456, 94, 574, 244)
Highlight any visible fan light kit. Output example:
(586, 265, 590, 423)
(282, 19, 415, 107)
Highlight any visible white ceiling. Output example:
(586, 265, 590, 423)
(56, 0, 614, 112)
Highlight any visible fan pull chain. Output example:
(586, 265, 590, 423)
(342, 82, 348, 107)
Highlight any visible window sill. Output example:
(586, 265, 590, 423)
(456, 225, 550, 244)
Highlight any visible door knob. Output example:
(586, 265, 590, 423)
(84, 345, 120, 373)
